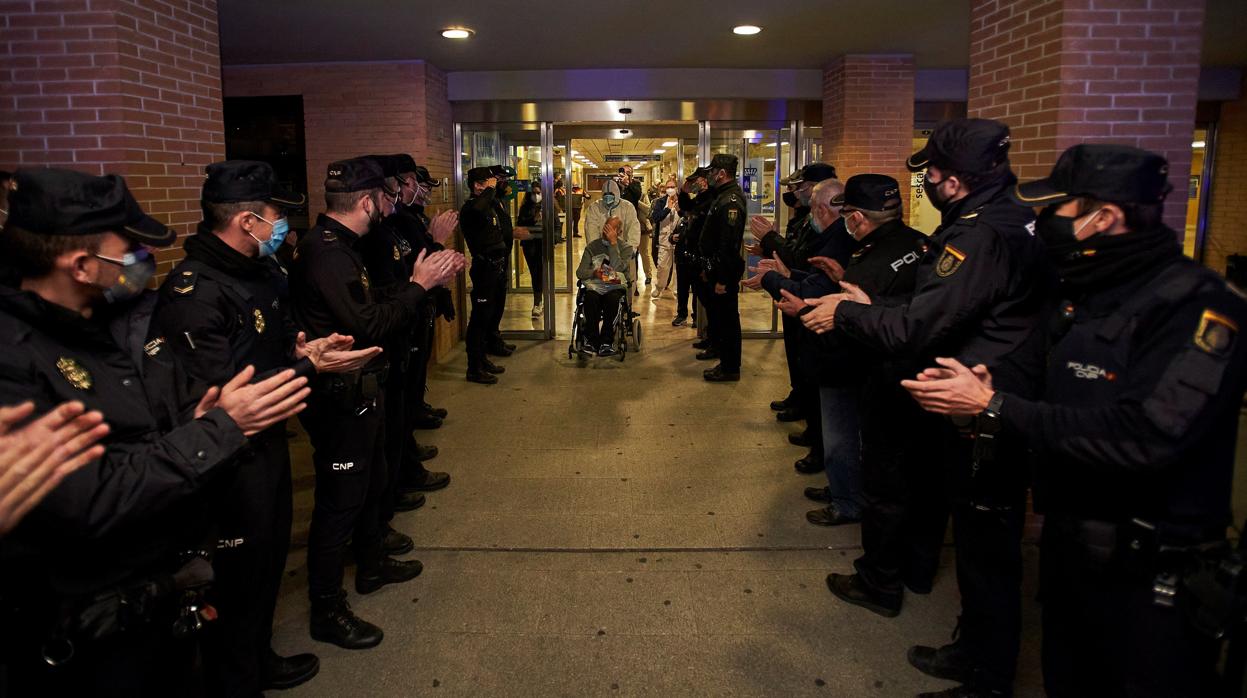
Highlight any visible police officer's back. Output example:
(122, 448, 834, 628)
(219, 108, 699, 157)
(696, 153, 748, 382)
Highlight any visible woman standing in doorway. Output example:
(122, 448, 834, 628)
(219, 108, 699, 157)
(649, 177, 680, 300)
(517, 183, 545, 318)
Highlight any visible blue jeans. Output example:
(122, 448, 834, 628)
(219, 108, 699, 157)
(819, 385, 863, 518)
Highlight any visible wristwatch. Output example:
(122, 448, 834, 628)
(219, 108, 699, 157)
(978, 392, 1005, 436)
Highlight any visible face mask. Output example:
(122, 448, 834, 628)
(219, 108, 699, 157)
(533, 194, 542, 203)
(248, 213, 290, 257)
(366, 197, 383, 226)
(93, 248, 155, 304)
(923, 174, 953, 212)
(782, 191, 799, 208)
(1036, 206, 1103, 248)
(809, 207, 826, 234)
(602, 193, 616, 207)
(842, 211, 859, 238)
(666, 188, 677, 197)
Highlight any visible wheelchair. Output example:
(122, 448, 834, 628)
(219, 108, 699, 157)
(568, 282, 642, 364)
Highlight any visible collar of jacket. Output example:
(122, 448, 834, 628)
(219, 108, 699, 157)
(0, 283, 117, 348)
(938, 172, 1017, 227)
(315, 212, 363, 245)
(186, 222, 271, 280)
(711, 180, 742, 198)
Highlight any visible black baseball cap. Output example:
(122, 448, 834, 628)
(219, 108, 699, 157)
(6, 168, 176, 245)
(907, 118, 1012, 175)
(366, 154, 417, 179)
(203, 160, 305, 207)
(832, 174, 903, 212)
(1010, 144, 1172, 207)
(466, 167, 495, 185)
(325, 158, 386, 193)
(488, 165, 516, 179)
(685, 166, 711, 181)
(708, 153, 739, 174)
(413, 165, 440, 187)
(787, 162, 838, 186)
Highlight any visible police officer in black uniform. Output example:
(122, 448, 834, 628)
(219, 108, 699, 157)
(0, 168, 311, 695)
(152, 160, 383, 694)
(696, 153, 748, 382)
(905, 143, 1247, 697)
(460, 166, 515, 384)
(289, 157, 462, 650)
(672, 166, 711, 327)
(800, 119, 1050, 697)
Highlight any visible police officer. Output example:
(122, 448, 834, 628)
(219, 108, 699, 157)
(289, 157, 462, 649)
(671, 166, 711, 327)
(0, 168, 310, 694)
(696, 153, 748, 382)
(151, 160, 383, 694)
(800, 119, 1049, 696)
(905, 143, 1247, 697)
(461, 166, 514, 384)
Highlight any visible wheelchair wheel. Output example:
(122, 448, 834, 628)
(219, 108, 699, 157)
(629, 320, 642, 352)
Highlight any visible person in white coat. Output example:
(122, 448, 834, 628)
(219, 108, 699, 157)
(649, 178, 680, 299)
(584, 179, 640, 248)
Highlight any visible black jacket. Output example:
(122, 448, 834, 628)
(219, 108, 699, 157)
(674, 190, 712, 262)
(459, 187, 511, 260)
(696, 180, 748, 286)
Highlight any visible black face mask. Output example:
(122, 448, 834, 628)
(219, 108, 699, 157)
(782, 191, 799, 208)
(1037, 205, 1179, 291)
(922, 175, 953, 212)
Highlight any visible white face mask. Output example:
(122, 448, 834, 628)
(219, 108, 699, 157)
(533, 194, 542, 203)
(665, 188, 676, 197)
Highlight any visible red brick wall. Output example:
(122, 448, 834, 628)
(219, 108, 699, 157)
(1205, 90, 1247, 275)
(822, 55, 916, 222)
(0, 0, 224, 275)
(968, 0, 1204, 234)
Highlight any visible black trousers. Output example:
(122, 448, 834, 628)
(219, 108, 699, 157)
(520, 238, 543, 303)
(380, 357, 409, 524)
(582, 288, 624, 346)
(854, 381, 948, 596)
(1039, 517, 1220, 697)
(398, 309, 435, 488)
(466, 258, 507, 369)
(691, 276, 715, 343)
(300, 389, 387, 598)
(675, 258, 695, 319)
(203, 426, 294, 697)
(703, 284, 741, 372)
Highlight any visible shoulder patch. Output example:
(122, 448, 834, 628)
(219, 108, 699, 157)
(172, 270, 196, 295)
(935, 244, 967, 278)
(1194, 309, 1237, 356)
(322, 230, 337, 242)
(727, 208, 739, 224)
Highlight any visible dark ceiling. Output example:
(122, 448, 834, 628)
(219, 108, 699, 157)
(217, 0, 1247, 70)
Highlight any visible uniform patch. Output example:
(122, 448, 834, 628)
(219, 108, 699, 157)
(393, 245, 401, 261)
(56, 357, 92, 391)
(935, 244, 967, 278)
(360, 271, 371, 292)
(1194, 309, 1237, 356)
(727, 209, 739, 224)
(322, 230, 337, 242)
(172, 270, 196, 295)
(143, 337, 165, 357)
(253, 308, 266, 334)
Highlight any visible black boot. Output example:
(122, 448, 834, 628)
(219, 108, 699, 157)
(261, 648, 320, 690)
(486, 342, 514, 357)
(908, 641, 979, 685)
(383, 527, 413, 556)
(794, 452, 822, 474)
(413, 443, 439, 462)
(393, 491, 426, 512)
(309, 593, 383, 649)
(466, 368, 498, 384)
(355, 556, 424, 595)
(482, 359, 506, 374)
(402, 470, 451, 493)
(412, 412, 443, 429)
(422, 402, 448, 419)
(826, 573, 901, 618)
(775, 407, 804, 422)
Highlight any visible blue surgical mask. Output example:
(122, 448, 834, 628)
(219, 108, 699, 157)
(810, 212, 825, 234)
(94, 248, 155, 304)
(249, 213, 289, 257)
(602, 193, 617, 207)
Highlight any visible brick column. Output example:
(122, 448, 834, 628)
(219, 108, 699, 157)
(0, 0, 225, 275)
(968, 0, 1205, 233)
(1204, 87, 1247, 275)
(822, 54, 916, 220)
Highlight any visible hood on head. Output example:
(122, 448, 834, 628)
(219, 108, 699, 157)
(601, 179, 622, 199)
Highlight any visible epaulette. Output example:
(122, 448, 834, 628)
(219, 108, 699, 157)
(321, 229, 338, 243)
(171, 269, 197, 295)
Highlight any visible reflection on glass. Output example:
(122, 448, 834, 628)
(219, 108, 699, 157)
(1184, 127, 1206, 260)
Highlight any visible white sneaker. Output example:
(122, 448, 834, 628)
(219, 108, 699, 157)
(531, 302, 543, 317)
(650, 290, 661, 300)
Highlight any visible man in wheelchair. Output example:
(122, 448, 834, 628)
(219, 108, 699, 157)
(575, 216, 632, 358)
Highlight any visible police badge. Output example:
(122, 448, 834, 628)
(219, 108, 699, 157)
(253, 308, 266, 334)
(393, 245, 401, 261)
(935, 244, 967, 278)
(56, 357, 93, 390)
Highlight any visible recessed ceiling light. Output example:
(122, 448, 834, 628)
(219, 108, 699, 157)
(1192, 140, 1206, 148)
(653, 149, 665, 154)
(662, 141, 678, 147)
(441, 27, 473, 39)
(733, 25, 762, 35)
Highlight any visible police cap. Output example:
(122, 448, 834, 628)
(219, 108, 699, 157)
(907, 118, 1011, 175)
(413, 165, 441, 187)
(325, 158, 386, 193)
(708, 153, 738, 175)
(786, 163, 838, 186)
(1010, 144, 1171, 207)
(203, 160, 306, 207)
(366, 154, 418, 179)
(832, 174, 903, 212)
(488, 165, 516, 179)
(466, 167, 495, 185)
(6, 167, 176, 245)
(685, 166, 711, 182)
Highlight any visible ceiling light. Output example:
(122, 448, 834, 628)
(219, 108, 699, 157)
(653, 149, 665, 154)
(662, 141, 678, 147)
(441, 27, 473, 39)
(733, 25, 762, 36)
(764, 158, 776, 162)
(1192, 140, 1206, 148)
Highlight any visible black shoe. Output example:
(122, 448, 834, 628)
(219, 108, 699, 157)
(261, 649, 320, 691)
(692, 339, 712, 350)
(695, 349, 720, 361)
(383, 527, 413, 556)
(806, 505, 860, 527)
(423, 402, 448, 419)
(482, 359, 506, 374)
(355, 557, 424, 595)
(598, 344, 617, 357)
(671, 315, 687, 326)
(703, 366, 740, 382)
(309, 594, 383, 649)
(908, 643, 978, 685)
(486, 344, 514, 357)
(787, 432, 809, 447)
(826, 573, 901, 618)
(770, 393, 796, 411)
(918, 686, 1011, 698)
(413, 443, 439, 462)
(794, 453, 822, 474)
(776, 408, 804, 422)
(804, 486, 832, 503)
(904, 574, 935, 596)
(413, 412, 443, 430)
(403, 470, 450, 492)
(393, 491, 426, 512)
(466, 369, 498, 384)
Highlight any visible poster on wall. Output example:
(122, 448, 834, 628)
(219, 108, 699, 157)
(472, 132, 500, 167)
